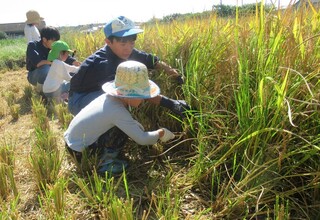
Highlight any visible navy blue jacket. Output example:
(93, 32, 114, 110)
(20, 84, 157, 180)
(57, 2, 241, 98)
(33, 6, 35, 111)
(70, 45, 160, 93)
(26, 40, 76, 71)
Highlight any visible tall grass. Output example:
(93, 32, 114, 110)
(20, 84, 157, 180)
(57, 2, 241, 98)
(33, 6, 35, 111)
(137, 5, 319, 219)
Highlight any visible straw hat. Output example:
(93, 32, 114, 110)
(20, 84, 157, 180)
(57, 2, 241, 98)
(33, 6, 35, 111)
(102, 61, 160, 99)
(26, 10, 44, 24)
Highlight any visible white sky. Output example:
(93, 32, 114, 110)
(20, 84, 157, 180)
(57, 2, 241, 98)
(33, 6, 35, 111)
(0, 0, 293, 27)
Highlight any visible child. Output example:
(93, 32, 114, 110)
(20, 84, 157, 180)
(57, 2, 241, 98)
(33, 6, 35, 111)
(26, 26, 80, 94)
(68, 16, 190, 118)
(64, 60, 175, 175)
(24, 10, 43, 43)
(43, 40, 79, 103)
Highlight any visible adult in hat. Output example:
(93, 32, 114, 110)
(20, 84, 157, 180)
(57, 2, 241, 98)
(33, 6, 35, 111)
(64, 60, 176, 175)
(26, 26, 80, 94)
(24, 10, 44, 42)
(68, 15, 190, 118)
(43, 40, 80, 103)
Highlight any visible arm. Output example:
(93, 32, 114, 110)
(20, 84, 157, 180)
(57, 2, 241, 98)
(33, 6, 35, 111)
(111, 107, 160, 145)
(26, 41, 50, 71)
(65, 56, 81, 66)
(64, 63, 80, 81)
(72, 60, 81, 66)
(155, 61, 184, 84)
(115, 118, 159, 145)
(155, 61, 180, 78)
(114, 110, 173, 145)
(130, 49, 182, 81)
(36, 59, 52, 68)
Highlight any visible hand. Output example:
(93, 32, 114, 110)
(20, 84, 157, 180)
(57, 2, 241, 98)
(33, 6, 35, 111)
(159, 128, 175, 142)
(72, 61, 81, 66)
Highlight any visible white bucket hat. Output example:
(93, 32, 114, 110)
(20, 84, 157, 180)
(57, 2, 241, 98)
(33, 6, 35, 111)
(102, 61, 160, 99)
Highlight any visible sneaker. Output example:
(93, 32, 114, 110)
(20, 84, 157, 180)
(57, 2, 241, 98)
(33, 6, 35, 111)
(99, 147, 121, 161)
(98, 158, 128, 175)
(171, 100, 191, 119)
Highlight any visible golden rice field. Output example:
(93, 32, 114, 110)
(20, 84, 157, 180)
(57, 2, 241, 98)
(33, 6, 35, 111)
(0, 4, 320, 219)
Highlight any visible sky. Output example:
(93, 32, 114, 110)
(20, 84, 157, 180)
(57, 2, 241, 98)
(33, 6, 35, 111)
(0, 0, 293, 27)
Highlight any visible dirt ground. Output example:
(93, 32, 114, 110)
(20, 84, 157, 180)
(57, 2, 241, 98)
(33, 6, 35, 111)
(0, 69, 66, 218)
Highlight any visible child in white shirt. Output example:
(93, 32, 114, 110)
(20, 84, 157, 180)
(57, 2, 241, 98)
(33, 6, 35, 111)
(24, 10, 43, 42)
(43, 40, 79, 103)
(64, 60, 175, 175)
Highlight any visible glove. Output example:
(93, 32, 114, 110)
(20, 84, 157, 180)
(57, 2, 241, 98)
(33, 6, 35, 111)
(159, 128, 175, 142)
(176, 75, 184, 85)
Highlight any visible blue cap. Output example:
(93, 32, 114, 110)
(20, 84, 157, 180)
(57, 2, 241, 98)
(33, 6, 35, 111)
(104, 16, 143, 38)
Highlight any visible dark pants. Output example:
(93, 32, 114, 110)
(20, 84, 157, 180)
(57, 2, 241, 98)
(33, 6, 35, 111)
(66, 127, 128, 163)
(27, 64, 51, 86)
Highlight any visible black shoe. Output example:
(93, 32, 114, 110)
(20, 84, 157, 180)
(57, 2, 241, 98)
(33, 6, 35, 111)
(171, 100, 191, 119)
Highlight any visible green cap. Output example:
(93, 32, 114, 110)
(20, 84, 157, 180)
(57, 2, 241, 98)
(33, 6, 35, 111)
(48, 40, 73, 61)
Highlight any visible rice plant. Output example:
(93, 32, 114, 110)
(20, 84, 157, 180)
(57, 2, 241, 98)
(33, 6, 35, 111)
(53, 103, 73, 129)
(31, 95, 50, 131)
(3, 91, 16, 106)
(73, 170, 135, 219)
(22, 84, 33, 102)
(0, 143, 18, 201)
(0, 142, 15, 167)
(148, 189, 181, 220)
(29, 146, 62, 190)
(2, 91, 20, 120)
(33, 126, 58, 152)
(29, 127, 62, 190)
(0, 195, 20, 219)
(8, 104, 19, 120)
(39, 178, 68, 218)
(0, 163, 17, 201)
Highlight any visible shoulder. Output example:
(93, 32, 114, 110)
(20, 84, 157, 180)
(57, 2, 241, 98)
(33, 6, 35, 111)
(132, 48, 148, 55)
(81, 46, 106, 65)
(27, 41, 37, 49)
(104, 97, 129, 114)
(49, 60, 62, 71)
(131, 48, 156, 59)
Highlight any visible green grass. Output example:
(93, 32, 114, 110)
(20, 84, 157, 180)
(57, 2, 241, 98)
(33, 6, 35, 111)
(0, 37, 26, 71)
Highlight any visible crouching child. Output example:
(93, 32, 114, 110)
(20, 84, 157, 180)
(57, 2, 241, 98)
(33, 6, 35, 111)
(64, 60, 175, 175)
(43, 40, 79, 103)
